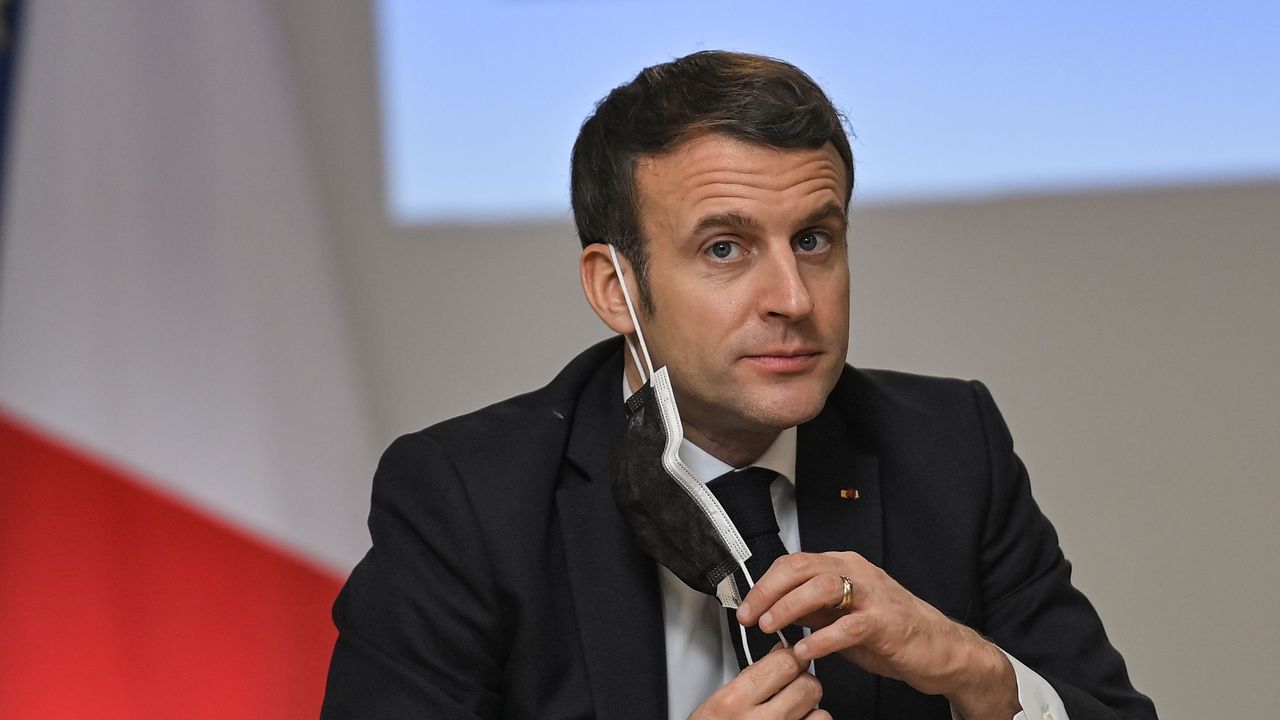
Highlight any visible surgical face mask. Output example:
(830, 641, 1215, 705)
(605, 245, 751, 608)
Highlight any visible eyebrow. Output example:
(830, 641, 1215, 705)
(690, 211, 764, 238)
(799, 202, 847, 229)
(688, 202, 847, 240)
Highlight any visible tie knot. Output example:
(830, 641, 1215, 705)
(705, 466, 780, 540)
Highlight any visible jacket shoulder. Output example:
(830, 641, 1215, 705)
(835, 365, 990, 424)
(828, 365, 1011, 487)
(385, 337, 622, 489)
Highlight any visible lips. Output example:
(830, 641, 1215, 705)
(747, 347, 819, 358)
(741, 349, 822, 373)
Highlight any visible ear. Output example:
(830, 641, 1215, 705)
(580, 243, 638, 335)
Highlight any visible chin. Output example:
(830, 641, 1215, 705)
(746, 388, 830, 430)
(745, 352, 841, 405)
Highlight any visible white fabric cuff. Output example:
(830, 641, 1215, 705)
(949, 648, 1068, 720)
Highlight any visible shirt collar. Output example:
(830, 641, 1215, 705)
(679, 428, 796, 486)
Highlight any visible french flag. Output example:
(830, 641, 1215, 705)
(1, 2, 375, 717)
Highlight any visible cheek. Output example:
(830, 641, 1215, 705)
(816, 274, 850, 318)
(681, 298, 748, 338)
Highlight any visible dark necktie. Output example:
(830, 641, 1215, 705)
(705, 466, 804, 670)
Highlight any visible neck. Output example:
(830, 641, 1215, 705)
(623, 356, 644, 397)
(681, 422, 777, 468)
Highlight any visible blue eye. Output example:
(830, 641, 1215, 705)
(708, 241, 740, 260)
(794, 232, 829, 253)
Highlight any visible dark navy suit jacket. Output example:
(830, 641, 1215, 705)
(321, 338, 1156, 719)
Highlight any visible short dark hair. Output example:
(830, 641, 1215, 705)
(570, 50, 854, 311)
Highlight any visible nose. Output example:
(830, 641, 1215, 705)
(758, 248, 814, 320)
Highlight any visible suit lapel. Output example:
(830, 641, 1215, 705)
(557, 349, 667, 720)
(796, 395, 882, 718)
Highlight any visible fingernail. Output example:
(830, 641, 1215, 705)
(794, 640, 809, 657)
(760, 611, 774, 631)
(737, 601, 751, 619)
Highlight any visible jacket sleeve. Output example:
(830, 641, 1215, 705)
(969, 380, 1158, 720)
(320, 432, 505, 719)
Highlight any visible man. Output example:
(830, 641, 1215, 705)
(321, 51, 1156, 719)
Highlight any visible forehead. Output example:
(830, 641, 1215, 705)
(632, 134, 848, 231)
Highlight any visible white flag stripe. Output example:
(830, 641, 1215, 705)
(0, 0, 373, 573)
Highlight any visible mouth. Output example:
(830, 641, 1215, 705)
(740, 349, 822, 373)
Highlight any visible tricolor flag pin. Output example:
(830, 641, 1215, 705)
(839, 488, 861, 500)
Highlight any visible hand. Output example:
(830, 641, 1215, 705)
(689, 646, 830, 720)
(736, 552, 1020, 720)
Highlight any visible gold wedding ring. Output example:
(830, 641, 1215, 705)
(834, 575, 855, 612)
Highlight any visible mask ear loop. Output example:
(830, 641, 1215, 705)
(733, 565, 792, 667)
(607, 244, 655, 383)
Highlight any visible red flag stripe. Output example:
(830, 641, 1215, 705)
(0, 410, 343, 719)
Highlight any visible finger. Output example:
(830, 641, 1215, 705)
(761, 671, 823, 720)
(793, 611, 876, 662)
(739, 552, 844, 625)
(802, 710, 834, 720)
(758, 572, 853, 634)
(733, 647, 809, 704)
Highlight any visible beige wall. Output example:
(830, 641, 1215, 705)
(279, 2, 1278, 715)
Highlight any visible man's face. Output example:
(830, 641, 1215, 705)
(631, 133, 850, 456)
